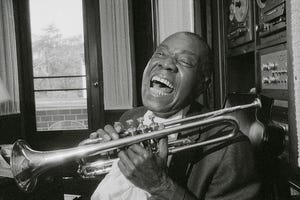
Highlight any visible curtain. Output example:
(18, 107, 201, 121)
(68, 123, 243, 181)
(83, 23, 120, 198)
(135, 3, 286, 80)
(156, 0, 194, 43)
(0, 0, 20, 115)
(99, 0, 135, 110)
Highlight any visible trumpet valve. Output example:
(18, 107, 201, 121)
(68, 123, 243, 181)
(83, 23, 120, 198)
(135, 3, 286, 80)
(124, 119, 137, 136)
(149, 114, 159, 131)
(137, 117, 149, 134)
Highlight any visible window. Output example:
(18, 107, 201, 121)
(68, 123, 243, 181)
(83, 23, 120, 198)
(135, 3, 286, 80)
(29, 0, 89, 131)
(16, 0, 135, 136)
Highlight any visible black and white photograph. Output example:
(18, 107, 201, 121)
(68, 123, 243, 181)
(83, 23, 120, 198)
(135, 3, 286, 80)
(0, 0, 299, 199)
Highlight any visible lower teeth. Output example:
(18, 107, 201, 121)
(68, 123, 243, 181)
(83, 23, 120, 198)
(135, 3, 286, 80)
(150, 87, 171, 96)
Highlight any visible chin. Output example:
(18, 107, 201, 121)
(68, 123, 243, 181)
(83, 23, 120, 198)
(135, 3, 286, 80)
(143, 95, 178, 116)
(144, 99, 169, 112)
(143, 97, 165, 111)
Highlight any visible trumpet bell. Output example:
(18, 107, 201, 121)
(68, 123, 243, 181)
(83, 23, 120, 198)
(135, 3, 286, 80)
(11, 140, 38, 193)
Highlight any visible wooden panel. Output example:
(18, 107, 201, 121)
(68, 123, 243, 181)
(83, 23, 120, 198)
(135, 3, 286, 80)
(13, 0, 36, 141)
(287, 0, 300, 169)
(211, 0, 227, 109)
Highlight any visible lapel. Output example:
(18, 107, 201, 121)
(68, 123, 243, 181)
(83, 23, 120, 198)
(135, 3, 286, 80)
(168, 102, 205, 187)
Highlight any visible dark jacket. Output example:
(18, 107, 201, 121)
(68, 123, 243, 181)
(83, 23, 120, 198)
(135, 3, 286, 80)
(119, 102, 261, 200)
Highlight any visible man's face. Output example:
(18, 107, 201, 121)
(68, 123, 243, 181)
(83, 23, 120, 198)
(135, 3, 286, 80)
(142, 33, 204, 117)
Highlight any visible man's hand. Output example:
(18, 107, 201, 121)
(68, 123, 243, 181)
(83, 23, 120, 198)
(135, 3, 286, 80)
(78, 124, 122, 146)
(118, 138, 174, 196)
(83, 124, 176, 197)
(90, 125, 120, 141)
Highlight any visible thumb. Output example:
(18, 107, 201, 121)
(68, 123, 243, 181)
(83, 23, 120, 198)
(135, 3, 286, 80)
(158, 137, 168, 159)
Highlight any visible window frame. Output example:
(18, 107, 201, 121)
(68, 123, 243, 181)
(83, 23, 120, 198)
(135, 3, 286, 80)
(13, 0, 105, 147)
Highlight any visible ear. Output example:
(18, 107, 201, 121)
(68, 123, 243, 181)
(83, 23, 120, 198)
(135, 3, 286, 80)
(204, 77, 211, 87)
(194, 77, 211, 97)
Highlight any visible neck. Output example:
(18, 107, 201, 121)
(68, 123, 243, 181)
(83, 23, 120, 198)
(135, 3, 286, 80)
(152, 110, 178, 119)
(152, 104, 191, 119)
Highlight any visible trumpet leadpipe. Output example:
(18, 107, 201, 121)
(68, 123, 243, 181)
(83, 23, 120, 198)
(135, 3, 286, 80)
(163, 98, 261, 127)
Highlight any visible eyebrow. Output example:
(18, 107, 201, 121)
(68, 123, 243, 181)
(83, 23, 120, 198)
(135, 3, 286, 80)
(158, 44, 198, 57)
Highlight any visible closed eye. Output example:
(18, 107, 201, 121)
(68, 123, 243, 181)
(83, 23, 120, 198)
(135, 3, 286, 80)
(154, 51, 165, 57)
(178, 59, 194, 68)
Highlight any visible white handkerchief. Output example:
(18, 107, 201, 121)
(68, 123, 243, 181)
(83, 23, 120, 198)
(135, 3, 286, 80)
(91, 159, 150, 200)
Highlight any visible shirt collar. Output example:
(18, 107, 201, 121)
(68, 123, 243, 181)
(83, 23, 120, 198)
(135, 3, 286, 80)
(143, 105, 190, 125)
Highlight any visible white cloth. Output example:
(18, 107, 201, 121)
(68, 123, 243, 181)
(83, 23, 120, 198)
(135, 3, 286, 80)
(91, 107, 190, 200)
(91, 159, 150, 200)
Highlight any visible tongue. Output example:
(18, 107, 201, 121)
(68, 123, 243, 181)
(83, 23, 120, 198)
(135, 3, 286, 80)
(152, 82, 173, 93)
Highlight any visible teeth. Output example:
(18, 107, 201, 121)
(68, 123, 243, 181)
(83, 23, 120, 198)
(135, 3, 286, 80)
(151, 76, 174, 89)
(150, 87, 168, 96)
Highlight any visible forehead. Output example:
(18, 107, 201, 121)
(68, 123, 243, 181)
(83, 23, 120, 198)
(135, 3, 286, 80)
(159, 34, 202, 57)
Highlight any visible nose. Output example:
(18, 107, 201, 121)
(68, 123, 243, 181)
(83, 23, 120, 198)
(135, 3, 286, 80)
(159, 57, 178, 72)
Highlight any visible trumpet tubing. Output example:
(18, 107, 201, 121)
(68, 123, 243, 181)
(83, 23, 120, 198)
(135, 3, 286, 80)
(10, 98, 261, 193)
(78, 137, 198, 178)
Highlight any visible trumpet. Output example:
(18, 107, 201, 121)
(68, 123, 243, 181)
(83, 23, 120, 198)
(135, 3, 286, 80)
(10, 98, 261, 193)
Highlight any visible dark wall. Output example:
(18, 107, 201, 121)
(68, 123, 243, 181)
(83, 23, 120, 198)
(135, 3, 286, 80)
(227, 53, 256, 93)
(0, 115, 23, 144)
(132, 0, 155, 106)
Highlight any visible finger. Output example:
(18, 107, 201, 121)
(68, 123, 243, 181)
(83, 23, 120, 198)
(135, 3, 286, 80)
(89, 131, 100, 139)
(129, 144, 150, 159)
(118, 159, 132, 178)
(78, 139, 88, 146)
(158, 137, 168, 159)
(97, 129, 111, 141)
(104, 125, 119, 140)
(118, 150, 135, 171)
(126, 147, 144, 165)
(78, 137, 103, 146)
(114, 122, 125, 134)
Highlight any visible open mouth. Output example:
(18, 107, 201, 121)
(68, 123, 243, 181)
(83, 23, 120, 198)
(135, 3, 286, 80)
(150, 76, 174, 96)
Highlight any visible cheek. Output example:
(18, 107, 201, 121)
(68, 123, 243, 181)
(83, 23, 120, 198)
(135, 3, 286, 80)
(179, 70, 198, 90)
(141, 65, 152, 88)
(143, 60, 155, 74)
(142, 68, 150, 82)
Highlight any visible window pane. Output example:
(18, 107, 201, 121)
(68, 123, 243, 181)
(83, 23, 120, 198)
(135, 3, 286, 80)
(35, 90, 87, 99)
(30, 0, 85, 77)
(35, 91, 88, 131)
(32, 34, 86, 77)
(30, 0, 88, 131)
(34, 77, 86, 91)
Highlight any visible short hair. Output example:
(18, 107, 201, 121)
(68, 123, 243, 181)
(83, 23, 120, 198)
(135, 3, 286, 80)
(179, 32, 213, 80)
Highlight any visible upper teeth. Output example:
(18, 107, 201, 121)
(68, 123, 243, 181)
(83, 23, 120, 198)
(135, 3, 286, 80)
(152, 76, 174, 89)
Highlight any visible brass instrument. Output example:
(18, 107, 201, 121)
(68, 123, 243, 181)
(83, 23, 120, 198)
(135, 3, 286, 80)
(10, 98, 261, 193)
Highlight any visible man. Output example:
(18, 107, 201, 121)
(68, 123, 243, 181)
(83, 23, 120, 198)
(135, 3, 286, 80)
(90, 32, 261, 199)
